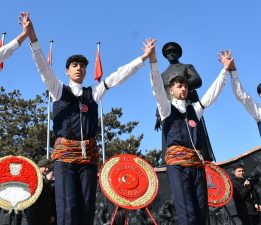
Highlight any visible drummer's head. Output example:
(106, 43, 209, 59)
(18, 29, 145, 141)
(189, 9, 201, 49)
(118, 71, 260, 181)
(232, 164, 244, 179)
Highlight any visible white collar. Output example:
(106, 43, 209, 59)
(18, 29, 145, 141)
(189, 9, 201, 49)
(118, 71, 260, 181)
(171, 98, 187, 113)
(69, 80, 83, 97)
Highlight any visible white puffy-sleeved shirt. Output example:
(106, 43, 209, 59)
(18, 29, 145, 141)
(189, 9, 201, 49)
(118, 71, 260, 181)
(230, 71, 261, 122)
(30, 41, 144, 102)
(0, 39, 20, 63)
(150, 62, 228, 121)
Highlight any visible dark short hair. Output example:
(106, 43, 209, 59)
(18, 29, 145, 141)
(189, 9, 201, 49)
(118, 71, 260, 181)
(169, 75, 188, 87)
(232, 163, 244, 171)
(65, 55, 89, 69)
(257, 83, 261, 95)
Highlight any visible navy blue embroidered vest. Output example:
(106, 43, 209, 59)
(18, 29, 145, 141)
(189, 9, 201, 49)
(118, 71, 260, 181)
(162, 104, 202, 153)
(52, 85, 98, 140)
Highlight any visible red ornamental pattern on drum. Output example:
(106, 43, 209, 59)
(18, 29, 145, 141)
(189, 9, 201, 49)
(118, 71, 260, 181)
(0, 155, 43, 212)
(99, 154, 159, 210)
(205, 162, 233, 208)
(0, 157, 38, 194)
(110, 162, 148, 200)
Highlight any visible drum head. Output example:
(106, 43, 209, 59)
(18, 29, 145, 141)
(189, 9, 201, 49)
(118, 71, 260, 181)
(205, 161, 233, 207)
(0, 155, 43, 212)
(99, 154, 159, 209)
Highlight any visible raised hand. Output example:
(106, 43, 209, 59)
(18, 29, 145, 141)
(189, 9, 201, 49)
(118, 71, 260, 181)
(141, 38, 157, 62)
(18, 12, 30, 35)
(218, 50, 236, 71)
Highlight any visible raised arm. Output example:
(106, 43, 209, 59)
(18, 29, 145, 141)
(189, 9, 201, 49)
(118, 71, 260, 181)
(200, 50, 233, 107)
(25, 13, 63, 101)
(92, 38, 157, 102)
(148, 39, 171, 121)
(193, 50, 233, 119)
(186, 64, 202, 90)
(230, 71, 261, 122)
(0, 13, 30, 63)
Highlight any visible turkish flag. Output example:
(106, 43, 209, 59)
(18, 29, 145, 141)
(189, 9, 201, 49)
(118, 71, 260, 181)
(94, 45, 103, 82)
(47, 47, 52, 65)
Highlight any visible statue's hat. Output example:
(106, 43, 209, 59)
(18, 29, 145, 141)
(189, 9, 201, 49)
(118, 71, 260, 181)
(162, 42, 182, 58)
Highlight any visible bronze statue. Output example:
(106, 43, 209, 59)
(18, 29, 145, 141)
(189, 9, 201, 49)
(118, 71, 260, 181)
(161, 42, 202, 102)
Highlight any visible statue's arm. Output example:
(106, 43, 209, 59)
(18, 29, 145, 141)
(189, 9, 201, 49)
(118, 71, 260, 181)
(186, 64, 202, 89)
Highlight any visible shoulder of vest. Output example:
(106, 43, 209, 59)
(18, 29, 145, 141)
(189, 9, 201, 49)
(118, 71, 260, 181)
(82, 86, 95, 101)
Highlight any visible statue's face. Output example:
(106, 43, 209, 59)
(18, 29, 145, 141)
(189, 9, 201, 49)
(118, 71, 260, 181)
(165, 46, 180, 63)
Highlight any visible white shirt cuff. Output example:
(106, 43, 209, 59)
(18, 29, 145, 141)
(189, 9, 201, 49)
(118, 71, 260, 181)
(30, 41, 41, 51)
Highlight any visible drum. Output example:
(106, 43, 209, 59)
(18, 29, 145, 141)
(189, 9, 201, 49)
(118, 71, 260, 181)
(0, 155, 43, 212)
(205, 161, 233, 207)
(99, 154, 159, 210)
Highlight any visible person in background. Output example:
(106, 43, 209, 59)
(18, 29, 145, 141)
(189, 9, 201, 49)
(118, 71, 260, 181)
(231, 164, 261, 225)
(25, 159, 55, 225)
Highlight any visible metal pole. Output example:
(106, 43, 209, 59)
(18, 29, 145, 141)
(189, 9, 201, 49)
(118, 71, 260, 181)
(100, 99, 105, 163)
(96, 42, 106, 163)
(46, 40, 53, 159)
(1, 32, 6, 44)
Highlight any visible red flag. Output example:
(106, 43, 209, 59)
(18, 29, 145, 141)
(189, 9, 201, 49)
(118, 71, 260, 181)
(0, 40, 3, 70)
(47, 48, 52, 65)
(47, 41, 53, 66)
(94, 44, 103, 82)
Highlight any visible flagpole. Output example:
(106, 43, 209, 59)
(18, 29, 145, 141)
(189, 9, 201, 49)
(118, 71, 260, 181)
(1, 32, 6, 44)
(96, 42, 106, 163)
(100, 98, 106, 164)
(46, 40, 53, 159)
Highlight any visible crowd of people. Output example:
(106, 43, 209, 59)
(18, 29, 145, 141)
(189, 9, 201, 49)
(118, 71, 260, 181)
(0, 12, 260, 225)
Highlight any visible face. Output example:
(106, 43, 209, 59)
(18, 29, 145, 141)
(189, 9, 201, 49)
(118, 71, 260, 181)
(39, 165, 50, 176)
(66, 62, 87, 84)
(169, 82, 188, 100)
(165, 46, 180, 63)
(233, 167, 244, 179)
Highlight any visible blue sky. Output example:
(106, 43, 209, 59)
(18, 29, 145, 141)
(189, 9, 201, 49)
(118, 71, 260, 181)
(1, 0, 260, 162)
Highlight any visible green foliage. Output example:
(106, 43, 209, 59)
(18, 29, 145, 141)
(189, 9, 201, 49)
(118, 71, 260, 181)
(96, 108, 162, 167)
(0, 87, 54, 161)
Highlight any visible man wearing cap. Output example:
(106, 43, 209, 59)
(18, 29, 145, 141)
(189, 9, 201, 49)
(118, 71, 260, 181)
(228, 57, 261, 136)
(231, 164, 261, 225)
(25, 158, 55, 225)
(155, 41, 215, 162)
(148, 44, 234, 225)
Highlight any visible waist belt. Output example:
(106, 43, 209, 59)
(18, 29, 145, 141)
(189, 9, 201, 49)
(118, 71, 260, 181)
(51, 137, 100, 165)
(165, 145, 204, 168)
